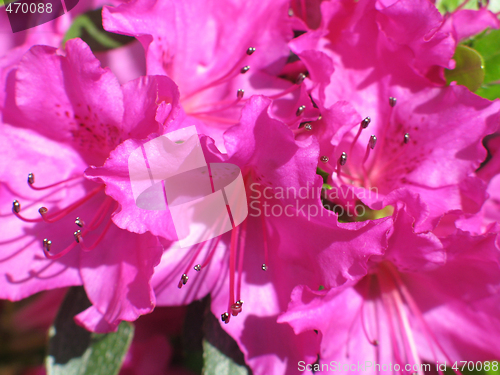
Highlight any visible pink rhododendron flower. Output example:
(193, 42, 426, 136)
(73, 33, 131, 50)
(287, 0, 500, 232)
(0, 0, 129, 102)
(280, 224, 500, 373)
(2, 0, 500, 374)
(88, 94, 394, 373)
(274, 1, 500, 372)
(0, 38, 184, 332)
(101, 0, 322, 149)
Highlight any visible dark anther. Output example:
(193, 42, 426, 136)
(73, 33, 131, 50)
(361, 117, 371, 129)
(12, 200, 20, 214)
(339, 152, 347, 166)
(295, 73, 306, 85)
(296, 105, 306, 116)
(404, 133, 410, 144)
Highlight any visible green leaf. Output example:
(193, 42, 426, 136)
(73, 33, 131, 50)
(445, 45, 485, 91)
(201, 297, 250, 375)
(476, 83, 500, 100)
(46, 287, 134, 375)
(436, 0, 478, 13)
(62, 9, 135, 51)
(436, 0, 500, 15)
(202, 340, 248, 375)
(468, 28, 500, 84)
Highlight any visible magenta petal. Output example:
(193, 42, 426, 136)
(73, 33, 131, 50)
(448, 9, 500, 42)
(4, 39, 124, 165)
(384, 202, 444, 272)
(80, 227, 162, 325)
(376, 0, 455, 72)
(225, 96, 319, 191)
(103, 0, 292, 91)
(75, 305, 120, 333)
(84, 138, 177, 239)
(121, 75, 181, 139)
(0, 125, 86, 300)
(278, 284, 367, 365)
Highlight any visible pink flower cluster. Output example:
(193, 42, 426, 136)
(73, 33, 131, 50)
(1, 0, 500, 374)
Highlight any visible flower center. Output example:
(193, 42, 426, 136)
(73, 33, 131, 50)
(172, 168, 271, 324)
(351, 262, 463, 375)
(182, 47, 309, 125)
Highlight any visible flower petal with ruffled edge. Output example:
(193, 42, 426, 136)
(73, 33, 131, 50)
(279, 210, 500, 373)
(1, 39, 177, 331)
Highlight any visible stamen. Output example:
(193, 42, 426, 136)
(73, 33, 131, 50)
(42, 239, 78, 260)
(78, 218, 114, 252)
(339, 152, 347, 165)
(177, 273, 189, 289)
(296, 105, 306, 116)
(386, 264, 463, 375)
(37, 185, 104, 223)
(12, 200, 20, 214)
(27, 173, 82, 191)
(349, 117, 371, 156)
(182, 48, 255, 101)
(236, 220, 248, 303)
(336, 152, 347, 181)
(87, 198, 114, 231)
(200, 236, 222, 269)
(180, 240, 207, 282)
(320, 156, 329, 163)
(389, 97, 397, 107)
(231, 300, 244, 316)
(74, 230, 82, 243)
(189, 88, 245, 116)
(404, 133, 410, 144)
(268, 83, 302, 100)
(304, 123, 312, 131)
(360, 297, 379, 346)
(75, 217, 84, 227)
(43, 238, 51, 252)
(227, 225, 239, 321)
(295, 73, 306, 85)
(221, 312, 229, 324)
(368, 135, 377, 150)
(361, 136, 377, 187)
(259, 202, 270, 270)
(194, 264, 201, 272)
(12, 200, 43, 223)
